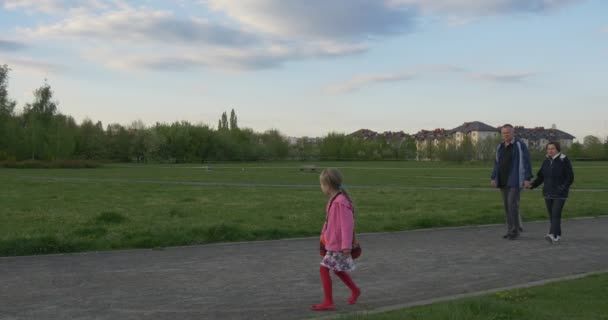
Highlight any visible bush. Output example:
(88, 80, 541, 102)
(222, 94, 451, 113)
(0, 160, 101, 169)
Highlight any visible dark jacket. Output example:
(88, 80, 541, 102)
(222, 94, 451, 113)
(531, 153, 574, 198)
(491, 138, 533, 188)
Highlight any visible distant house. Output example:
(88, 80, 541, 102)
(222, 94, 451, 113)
(514, 126, 575, 150)
(414, 128, 450, 150)
(449, 121, 499, 145)
(413, 121, 576, 159)
(349, 129, 409, 142)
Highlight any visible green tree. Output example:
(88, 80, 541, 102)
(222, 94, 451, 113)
(0, 65, 18, 160)
(583, 135, 604, 160)
(106, 123, 132, 162)
(0, 64, 17, 116)
(476, 136, 500, 162)
(50, 114, 77, 160)
(460, 135, 475, 161)
(22, 82, 59, 159)
(260, 129, 288, 160)
(567, 142, 583, 159)
(218, 111, 229, 131)
(75, 119, 106, 159)
(229, 109, 238, 130)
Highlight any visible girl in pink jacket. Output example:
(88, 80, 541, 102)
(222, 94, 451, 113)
(311, 168, 361, 311)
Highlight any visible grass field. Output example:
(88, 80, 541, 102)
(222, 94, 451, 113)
(339, 272, 608, 320)
(1, 161, 607, 256)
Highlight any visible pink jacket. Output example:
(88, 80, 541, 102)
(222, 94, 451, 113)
(321, 194, 355, 252)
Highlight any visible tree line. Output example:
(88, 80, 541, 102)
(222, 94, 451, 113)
(1, 64, 607, 163)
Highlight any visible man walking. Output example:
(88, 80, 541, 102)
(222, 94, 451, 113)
(491, 124, 532, 240)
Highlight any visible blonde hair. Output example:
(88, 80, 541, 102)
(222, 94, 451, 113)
(320, 168, 353, 205)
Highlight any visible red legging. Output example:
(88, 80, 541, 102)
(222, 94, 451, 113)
(318, 266, 360, 305)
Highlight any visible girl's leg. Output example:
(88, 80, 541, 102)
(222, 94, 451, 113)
(311, 266, 335, 310)
(334, 271, 361, 304)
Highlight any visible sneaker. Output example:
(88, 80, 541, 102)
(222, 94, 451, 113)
(553, 236, 561, 243)
(544, 234, 555, 244)
(507, 234, 519, 240)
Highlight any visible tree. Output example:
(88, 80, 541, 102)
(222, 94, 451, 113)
(75, 119, 106, 159)
(566, 142, 583, 159)
(0, 64, 17, 116)
(50, 114, 77, 160)
(459, 136, 475, 161)
(219, 112, 229, 130)
(0, 65, 18, 160)
(476, 136, 501, 162)
(22, 82, 59, 159)
(229, 109, 238, 130)
(24, 82, 57, 120)
(106, 123, 132, 162)
(583, 135, 604, 160)
(261, 129, 288, 160)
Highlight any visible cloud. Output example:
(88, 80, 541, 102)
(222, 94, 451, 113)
(471, 72, 535, 82)
(85, 42, 367, 72)
(0, 39, 26, 51)
(323, 67, 533, 94)
(324, 72, 416, 94)
(19, 4, 370, 72)
(2, 0, 110, 14)
(207, 0, 416, 40)
(21, 8, 260, 48)
(0, 56, 65, 74)
(7, 1, 584, 73)
(388, 0, 581, 16)
(417, 64, 467, 73)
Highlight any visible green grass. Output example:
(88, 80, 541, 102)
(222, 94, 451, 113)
(1, 161, 607, 256)
(339, 273, 608, 320)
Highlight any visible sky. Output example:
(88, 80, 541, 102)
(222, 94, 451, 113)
(0, 0, 607, 140)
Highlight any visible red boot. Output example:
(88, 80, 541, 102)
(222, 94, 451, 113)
(311, 266, 335, 311)
(334, 271, 361, 305)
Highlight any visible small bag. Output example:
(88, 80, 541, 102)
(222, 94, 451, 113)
(319, 193, 362, 259)
(319, 236, 361, 259)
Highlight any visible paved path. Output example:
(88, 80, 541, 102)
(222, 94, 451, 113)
(1, 217, 607, 320)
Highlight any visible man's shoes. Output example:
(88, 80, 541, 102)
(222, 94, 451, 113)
(553, 235, 561, 244)
(544, 234, 555, 244)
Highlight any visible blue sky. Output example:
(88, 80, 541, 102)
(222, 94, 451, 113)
(1, 0, 607, 140)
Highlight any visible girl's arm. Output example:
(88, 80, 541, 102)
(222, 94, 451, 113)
(337, 203, 354, 252)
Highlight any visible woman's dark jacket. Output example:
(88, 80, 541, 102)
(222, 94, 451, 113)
(530, 153, 574, 199)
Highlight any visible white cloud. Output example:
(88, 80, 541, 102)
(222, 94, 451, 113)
(0, 56, 64, 74)
(19, 4, 369, 72)
(20, 8, 259, 48)
(471, 71, 535, 82)
(388, 0, 581, 16)
(5, 0, 584, 73)
(323, 67, 533, 94)
(84, 42, 367, 72)
(2, 0, 111, 14)
(207, 0, 415, 40)
(0, 39, 26, 51)
(324, 72, 416, 94)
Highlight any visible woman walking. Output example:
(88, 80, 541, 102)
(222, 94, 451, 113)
(529, 142, 574, 243)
